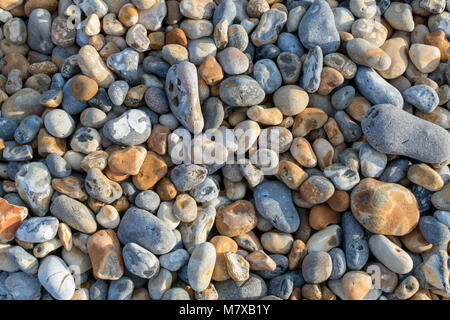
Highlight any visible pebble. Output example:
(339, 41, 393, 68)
(251, 9, 287, 47)
(253, 58, 282, 94)
(403, 84, 439, 113)
(122, 242, 159, 279)
(254, 181, 300, 233)
(298, 0, 340, 54)
(117, 207, 176, 255)
(418, 216, 449, 245)
(188, 242, 216, 292)
(102, 109, 151, 145)
(362, 104, 450, 164)
(50, 195, 97, 234)
(302, 251, 332, 284)
(38, 255, 75, 300)
(351, 178, 419, 236)
(369, 234, 413, 274)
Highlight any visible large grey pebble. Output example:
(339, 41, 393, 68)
(117, 207, 176, 255)
(122, 242, 160, 279)
(254, 181, 300, 233)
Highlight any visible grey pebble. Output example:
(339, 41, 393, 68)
(252, 59, 282, 94)
(122, 242, 160, 279)
(342, 211, 369, 270)
(418, 215, 449, 245)
(107, 276, 134, 300)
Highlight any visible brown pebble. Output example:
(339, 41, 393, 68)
(309, 204, 341, 230)
(69, 75, 99, 101)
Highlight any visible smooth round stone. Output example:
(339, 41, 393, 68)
(187, 242, 216, 292)
(107, 277, 134, 300)
(45, 154, 71, 178)
(134, 190, 160, 213)
(323, 163, 360, 191)
(170, 164, 207, 192)
(162, 287, 191, 300)
(219, 75, 265, 107)
(118, 207, 176, 255)
(4, 272, 41, 300)
(403, 85, 439, 113)
(306, 225, 342, 252)
(333, 7, 354, 32)
(43, 109, 75, 139)
(418, 216, 449, 245)
(180, 19, 212, 39)
(379, 37, 409, 79)
(409, 44, 441, 74)
(14, 115, 42, 144)
(380, 159, 410, 183)
(277, 32, 304, 56)
(302, 251, 332, 284)
(0, 118, 17, 141)
(341, 271, 372, 300)
(255, 44, 280, 60)
(165, 61, 204, 134)
(254, 181, 300, 233)
(408, 164, 444, 192)
(15, 217, 59, 243)
(301, 46, 323, 93)
(394, 275, 420, 300)
(215, 273, 267, 300)
(217, 47, 249, 75)
(38, 255, 75, 300)
(351, 178, 419, 236)
(4, 17, 26, 45)
(251, 9, 287, 47)
(144, 87, 169, 114)
(341, 211, 369, 270)
(359, 143, 387, 178)
(299, 176, 335, 204)
(252, 59, 282, 94)
(434, 210, 450, 228)
(15, 162, 53, 217)
(431, 183, 450, 211)
(28, 9, 54, 54)
(2, 88, 43, 123)
(108, 81, 129, 106)
(355, 67, 404, 108)
(368, 235, 413, 274)
(255, 254, 287, 279)
(298, 0, 340, 54)
(331, 86, 355, 110)
(122, 242, 160, 279)
(346, 38, 391, 71)
(384, 2, 415, 32)
(276, 52, 301, 84)
(102, 109, 151, 146)
(80, 108, 107, 129)
(201, 97, 224, 130)
(187, 37, 217, 65)
(189, 177, 219, 203)
(159, 249, 190, 272)
(228, 24, 248, 51)
(70, 127, 101, 154)
(362, 104, 450, 164)
(61, 78, 88, 115)
(274, 85, 308, 116)
(349, 0, 377, 18)
(329, 248, 347, 280)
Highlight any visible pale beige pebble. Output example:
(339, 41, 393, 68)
(379, 37, 409, 79)
(276, 160, 308, 190)
(224, 251, 250, 282)
(58, 222, 72, 251)
(157, 202, 180, 230)
(77, 45, 115, 88)
(273, 85, 309, 116)
(246, 105, 283, 125)
(292, 108, 328, 137)
(341, 271, 372, 300)
(246, 250, 276, 271)
(290, 137, 317, 168)
(346, 38, 391, 71)
(324, 118, 345, 146)
(407, 164, 444, 191)
(400, 226, 432, 254)
(312, 138, 334, 170)
(351, 18, 388, 47)
(234, 120, 261, 153)
(96, 205, 120, 229)
(260, 232, 293, 255)
(172, 193, 197, 222)
(384, 2, 415, 32)
(223, 178, 247, 200)
(409, 44, 441, 73)
(302, 283, 322, 300)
